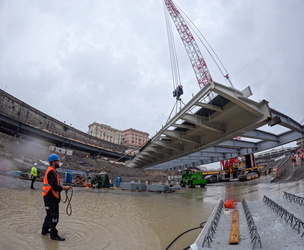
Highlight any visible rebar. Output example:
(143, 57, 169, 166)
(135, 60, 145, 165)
(242, 199, 262, 249)
(263, 195, 304, 237)
(202, 199, 223, 247)
(283, 192, 304, 206)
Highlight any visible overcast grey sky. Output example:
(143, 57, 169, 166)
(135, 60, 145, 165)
(1, 0, 303, 137)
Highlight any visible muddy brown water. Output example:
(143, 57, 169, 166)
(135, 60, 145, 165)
(0, 175, 304, 250)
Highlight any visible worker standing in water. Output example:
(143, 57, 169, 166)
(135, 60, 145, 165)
(41, 154, 71, 241)
(30, 163, 38, 189)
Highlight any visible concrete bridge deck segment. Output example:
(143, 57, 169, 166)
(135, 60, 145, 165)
(127, 82, 304, 169)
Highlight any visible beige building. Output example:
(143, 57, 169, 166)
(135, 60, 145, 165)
(88, 123, 150, 148)
(88, 122, 122, 144)
(121, 128, 149, 148)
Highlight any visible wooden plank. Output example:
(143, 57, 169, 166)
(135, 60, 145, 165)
(229, 209, 239, 244)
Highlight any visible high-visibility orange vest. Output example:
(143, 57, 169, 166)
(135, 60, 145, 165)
(42, 166, 60, 198)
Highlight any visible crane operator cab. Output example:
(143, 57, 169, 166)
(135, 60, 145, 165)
(173, 85, 183, 100)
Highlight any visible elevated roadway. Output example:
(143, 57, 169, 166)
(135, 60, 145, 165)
(127, 82, 303, 169)
(0, 89, 130, 161)
(0, 113, 129, 160)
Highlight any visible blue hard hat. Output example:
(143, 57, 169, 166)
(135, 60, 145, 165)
(48, 154, 60, 162)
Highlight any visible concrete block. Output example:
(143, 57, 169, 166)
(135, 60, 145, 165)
(119, 182, 137, 191)
(137, 183, 147, 191)
(147, 185, 170, 192)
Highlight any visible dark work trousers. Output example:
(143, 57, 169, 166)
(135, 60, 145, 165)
(30, 176, 36, 188)
(42, 201, 60, 237)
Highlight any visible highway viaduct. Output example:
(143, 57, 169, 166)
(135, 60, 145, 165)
(0, 89, 130, 161)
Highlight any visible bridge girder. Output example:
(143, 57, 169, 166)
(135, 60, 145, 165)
(127, 82, 304, 169)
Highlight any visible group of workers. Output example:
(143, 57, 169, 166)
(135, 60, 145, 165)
(291, 151, 304, 166)
(30, 154, 71, 241)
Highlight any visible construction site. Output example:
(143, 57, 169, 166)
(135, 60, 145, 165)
(0, 0, 303, 249)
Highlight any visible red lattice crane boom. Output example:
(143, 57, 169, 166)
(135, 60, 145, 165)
(164, 0, 213, 88)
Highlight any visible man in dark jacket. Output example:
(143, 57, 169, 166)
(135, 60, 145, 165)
(41, 154, 71, 241)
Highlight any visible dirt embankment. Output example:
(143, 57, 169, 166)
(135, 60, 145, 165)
(271, 156, 304, 183)
(0, 132, 176, 183)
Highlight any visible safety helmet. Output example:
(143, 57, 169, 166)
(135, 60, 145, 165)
(48, 154, 60, 162)
(34, 163, 37, 166)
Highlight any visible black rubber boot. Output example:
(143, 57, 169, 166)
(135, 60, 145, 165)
(51, 235, 65, 241)
(41, 229, 50, 235)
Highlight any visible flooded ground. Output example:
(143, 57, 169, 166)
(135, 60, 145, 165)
(0, 175, 304, 250)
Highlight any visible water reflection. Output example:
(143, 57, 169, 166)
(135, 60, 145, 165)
(0, 175, 303, 250)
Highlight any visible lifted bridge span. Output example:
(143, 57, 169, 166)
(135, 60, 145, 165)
(127, 82, 303, 169)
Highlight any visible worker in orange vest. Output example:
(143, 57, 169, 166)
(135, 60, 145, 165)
(41, 154, 71, 241)
(300, 152, 304, 165)
(291, 154, 297, 167)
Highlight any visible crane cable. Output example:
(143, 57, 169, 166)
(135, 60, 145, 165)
(163, 0, 182, 91)
(163, 0, 185, 120)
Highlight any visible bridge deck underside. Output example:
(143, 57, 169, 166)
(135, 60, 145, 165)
(127, 82, 303, 169)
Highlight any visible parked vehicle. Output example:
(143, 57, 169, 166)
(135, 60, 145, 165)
(180, 169, 207, 188)
(239, 170, 260, 181)
(219, 172, 231, 182)
(205, 174, 219, 183)
(220, 153, 263, 181)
